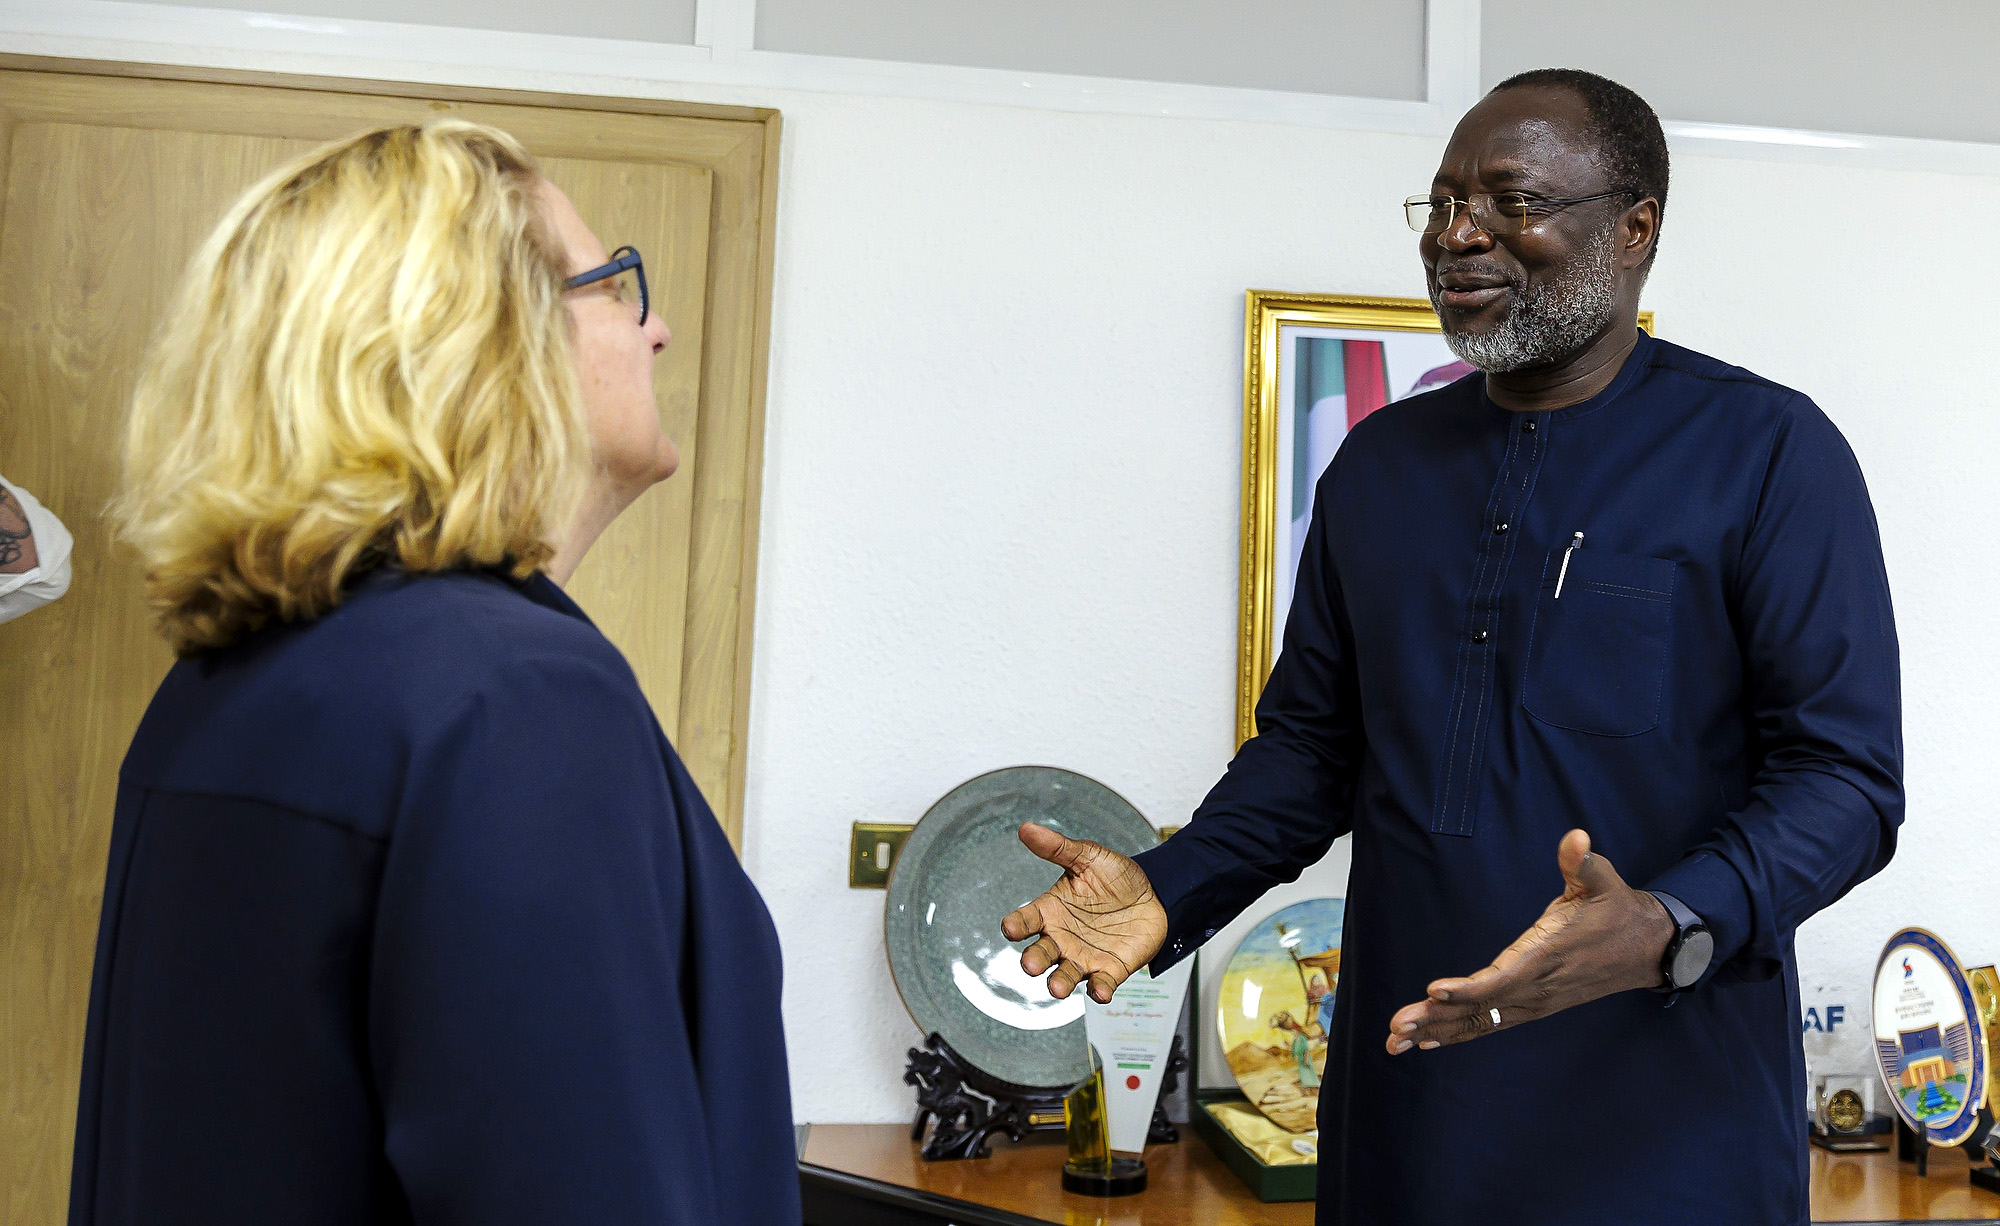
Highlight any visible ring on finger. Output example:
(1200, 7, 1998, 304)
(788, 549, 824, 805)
(1489, 1007, 1502, 1029)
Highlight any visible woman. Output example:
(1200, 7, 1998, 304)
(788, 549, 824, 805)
(70, 121, 797, 1225)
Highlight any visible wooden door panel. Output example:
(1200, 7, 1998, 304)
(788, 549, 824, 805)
(2, 126, 328, 1225)
(553, 155, 714, 740)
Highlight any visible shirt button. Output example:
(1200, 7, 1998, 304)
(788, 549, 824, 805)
(1472, 629, 1489, 643)
(1493, 522, 1510, 534)
(1522, 420, 1537, 433)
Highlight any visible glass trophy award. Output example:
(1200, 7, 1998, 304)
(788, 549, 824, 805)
(1978, 1117, 2000, 1195)
(1063, 1043, 1144, 1195)
(1062, 960, 1193, 1196)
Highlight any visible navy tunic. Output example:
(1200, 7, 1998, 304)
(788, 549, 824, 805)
(1136, 331, 1901, 1226)
(70, 569, 799, 1225)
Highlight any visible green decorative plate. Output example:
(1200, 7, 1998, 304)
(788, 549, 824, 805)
(885, 766, 1159, 1090)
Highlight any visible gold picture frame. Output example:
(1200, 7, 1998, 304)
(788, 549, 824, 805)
(1235, 291, 1655, 745)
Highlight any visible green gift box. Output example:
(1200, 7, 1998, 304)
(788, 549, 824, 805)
(1187, 950, 1318, 1203)
(1190, 1089, 1319, 1202)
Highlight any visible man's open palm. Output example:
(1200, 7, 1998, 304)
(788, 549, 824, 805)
(1001, 822, 1168, 1004)
(1385, 829, 1673, 1053)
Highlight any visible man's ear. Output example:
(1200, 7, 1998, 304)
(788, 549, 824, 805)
(1619, 197, 1661, 271)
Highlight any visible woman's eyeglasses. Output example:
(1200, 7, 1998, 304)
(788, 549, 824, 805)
(563, 245, 649, 325)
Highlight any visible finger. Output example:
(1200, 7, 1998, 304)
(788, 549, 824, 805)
(1086, 970, 1119, 1004)
(1020, 935, 1063, 977)
(1385, 965, 1502, 1033)
(1017, 822, 1093, 873)
(1386, 1002, 1493, 1052)
(1388, 991, 1493, 1051)
(1417, 1004, 1512, 1049)
(1427, 962, 1510, 1006)
(1000, 902, 1044, 942)
(1393, 991, 1489, 1034)
(1386, 961, 1520, 1047)
(1046, 958, 1085, 1000)
(1392, 1000, 1456, 1048)
(1390, 997, 1511, 1052)
(1557, 828, 1619, 897)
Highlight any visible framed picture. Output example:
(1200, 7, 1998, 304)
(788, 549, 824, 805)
(1234, 291, 1654, 743)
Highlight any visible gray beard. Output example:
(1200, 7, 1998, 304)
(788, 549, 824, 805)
(1433, 226, 1620, 374)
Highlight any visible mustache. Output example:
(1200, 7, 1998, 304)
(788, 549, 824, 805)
(1429, 261, 1524, 290)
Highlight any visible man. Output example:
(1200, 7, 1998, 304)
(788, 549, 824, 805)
(0, 474, 72, 624)
(1003, 69, 1900, 1226)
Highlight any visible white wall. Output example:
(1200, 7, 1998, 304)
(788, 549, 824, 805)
(745, 94, 2000, 1115)
(5, 9, 1996, 1124)
(743, 97, 1433, 1108)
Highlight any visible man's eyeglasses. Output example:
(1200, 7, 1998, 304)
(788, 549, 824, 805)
(1403, 190, 1634, 237)
(563, 245, 649, 325)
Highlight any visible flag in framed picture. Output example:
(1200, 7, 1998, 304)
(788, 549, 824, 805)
(1238, 290, 1652, 744)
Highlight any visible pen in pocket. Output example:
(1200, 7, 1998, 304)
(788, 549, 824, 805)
(1554, 531, 1584, 599)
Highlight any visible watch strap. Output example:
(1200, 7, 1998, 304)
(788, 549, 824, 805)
(1648, 889, 1701, 934)
(1646, 889, 1707, 994)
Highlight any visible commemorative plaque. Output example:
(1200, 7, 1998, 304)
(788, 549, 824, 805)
(1086, 961, 1193, 1157)
(1812, 1073, 1886, 1152)
(1871, 929, 1990, 1147)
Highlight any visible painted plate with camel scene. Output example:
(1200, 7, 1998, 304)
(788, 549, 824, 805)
(1216, 897, 1345, 1134)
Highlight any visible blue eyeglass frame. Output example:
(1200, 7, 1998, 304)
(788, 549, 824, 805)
(562, 245, 648, 325)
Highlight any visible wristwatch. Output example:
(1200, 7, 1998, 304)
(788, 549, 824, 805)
(1646, 890, 1714, 993)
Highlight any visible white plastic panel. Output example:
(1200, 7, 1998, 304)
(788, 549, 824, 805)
(121, 0, 698, 45)
(755, 0, 1428, 101)
(1483, 0, 2000, 146)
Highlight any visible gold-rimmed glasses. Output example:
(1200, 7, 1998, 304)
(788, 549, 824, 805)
(1403, 190, 1633, 237)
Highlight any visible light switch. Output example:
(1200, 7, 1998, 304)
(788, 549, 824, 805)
(849, 822, 913, 888)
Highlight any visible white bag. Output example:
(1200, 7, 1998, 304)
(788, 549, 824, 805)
(0, 475, 74, 624)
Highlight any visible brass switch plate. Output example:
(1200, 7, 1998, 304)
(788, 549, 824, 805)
(850, 822, 914, 888)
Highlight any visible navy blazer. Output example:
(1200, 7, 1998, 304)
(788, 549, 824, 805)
(70, 568, 799, 1225)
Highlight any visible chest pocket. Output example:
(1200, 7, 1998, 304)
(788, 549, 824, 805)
(1520, 547, 1676, 737)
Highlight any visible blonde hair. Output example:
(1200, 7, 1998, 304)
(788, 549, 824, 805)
(113, 119, 586, 653)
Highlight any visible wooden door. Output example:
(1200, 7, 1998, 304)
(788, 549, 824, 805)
(0, 58, 777, 1224)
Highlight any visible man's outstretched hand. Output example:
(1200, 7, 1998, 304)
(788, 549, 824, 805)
(1001, 822, 1168, 1005)
(1386, 829, 1674, 1054)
